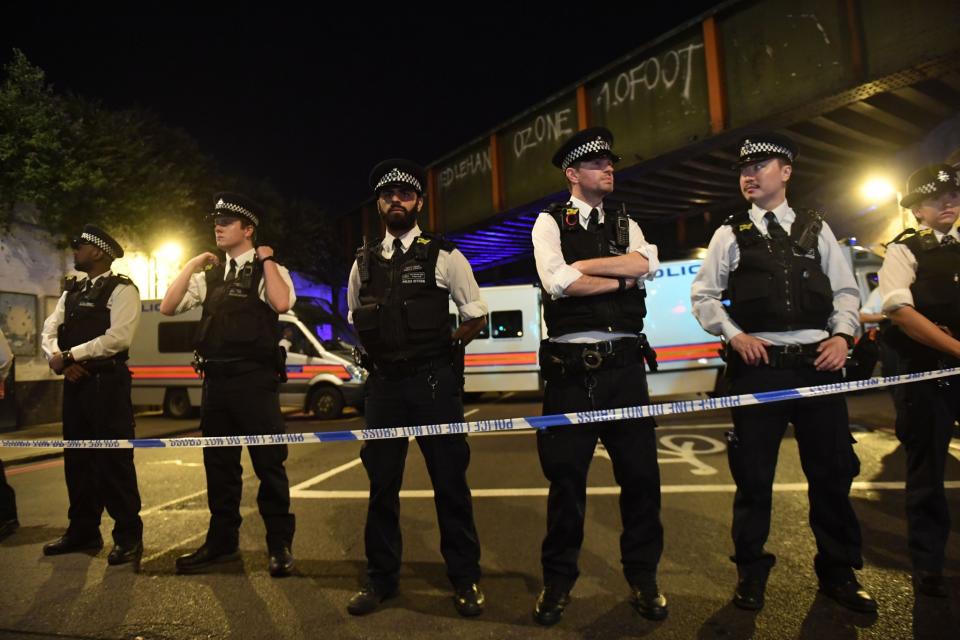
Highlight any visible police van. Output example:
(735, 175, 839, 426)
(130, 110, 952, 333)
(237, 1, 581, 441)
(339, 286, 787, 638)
(456, 263, 724, 398)
(458, 247, 882, 398)
(129, 300, 367, 420)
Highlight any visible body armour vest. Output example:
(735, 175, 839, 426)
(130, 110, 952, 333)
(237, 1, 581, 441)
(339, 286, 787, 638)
(725, 209, 834, 332)
(352, 232, 453, 365)
(540, 203, 647, 337)
(883, 228, 960, 365)
(58, 274, 134, 361)
(194, 259, 280, 361)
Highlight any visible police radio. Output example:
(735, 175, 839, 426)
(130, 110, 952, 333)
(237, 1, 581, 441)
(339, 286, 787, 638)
(616, 204, 630, 248)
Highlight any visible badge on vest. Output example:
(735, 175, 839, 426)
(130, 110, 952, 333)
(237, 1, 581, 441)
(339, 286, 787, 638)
(739, 222, 753, 232)
(401, 263, 426, 285)
(607, 240, 626, 256)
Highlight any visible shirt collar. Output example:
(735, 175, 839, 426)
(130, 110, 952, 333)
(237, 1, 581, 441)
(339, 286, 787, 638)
(569, 196, 604, 226)
(750, 199, 794, 228)
(917, 224, 960, 243)
(226, 248, 256, 268)
(86, 270, 112, 284)
(382, 224, 422, 254)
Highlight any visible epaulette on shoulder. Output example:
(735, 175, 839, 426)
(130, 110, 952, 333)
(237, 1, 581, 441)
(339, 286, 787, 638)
(416, 231, 456, 252)
(542, 201, 580, 231)
(887, 227, 919, 246)
(723, 210, 752, 232)
(114, 274, 136, 288)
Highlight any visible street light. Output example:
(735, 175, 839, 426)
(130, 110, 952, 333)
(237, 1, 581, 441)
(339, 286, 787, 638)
(860, 177, 896, 203)
(859, 176, 908, 232)
(152, 241, 185, 299)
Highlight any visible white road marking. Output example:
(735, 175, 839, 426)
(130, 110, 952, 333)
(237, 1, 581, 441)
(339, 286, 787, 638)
(464, 408, 480, 417)
(501, 392, 516, 400)
(147, 459, 203, 468)
(290, 480, 960, 500)
(290, 457, 364, 492)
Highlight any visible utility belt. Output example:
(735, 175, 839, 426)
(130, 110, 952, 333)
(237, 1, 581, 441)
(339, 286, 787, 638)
(539, 334, 657, 382)
(724, 342, 821, 371)
(361, 353, 453, 381)
(194, 357, 272, 379)
(77, 355, 127, 375)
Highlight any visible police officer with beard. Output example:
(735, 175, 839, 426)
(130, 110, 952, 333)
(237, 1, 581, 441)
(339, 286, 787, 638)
(161, 193, 296, 577)
(531, 128, 666, 626)
(691, 133, 875, 613)
(40, 225, 143, 566)
(878, 164, 960, 598)
(346, 159, 488, 617)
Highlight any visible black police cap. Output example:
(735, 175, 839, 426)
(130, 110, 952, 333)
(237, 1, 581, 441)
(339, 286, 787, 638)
(369, 159, 426, 196)
(210, 192, 264, 226)
(71, 224, 124, 259)
(733, 132, 798, 169)
(551, 127, 621, 170)
(901, 164, 960, 208)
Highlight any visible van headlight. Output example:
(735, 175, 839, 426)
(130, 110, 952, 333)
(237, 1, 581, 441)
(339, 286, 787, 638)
(346, 364, 368, 383)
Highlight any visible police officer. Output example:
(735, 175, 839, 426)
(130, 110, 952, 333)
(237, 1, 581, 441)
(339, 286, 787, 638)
(878, 164, 960, 598)
(0, 328, 18, 541)
(39, 225, 143, 566)
(531, 127, 666, 625)
(160, 193, 296, 577)
(691, 133, 876, 612)
(346, 159, 487, 617)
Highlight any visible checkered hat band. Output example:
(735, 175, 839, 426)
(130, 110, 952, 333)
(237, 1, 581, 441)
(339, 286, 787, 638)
(215, 200, 259, 225)
(80, 232, 117, 259)
(376, 168, 422, 193)
(740, 141, 794, 161)
(562, 139, 613, 170)
(915, 173, 960, 195)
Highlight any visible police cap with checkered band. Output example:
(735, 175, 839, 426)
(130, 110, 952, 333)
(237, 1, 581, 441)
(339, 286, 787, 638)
(369, 159, 426, 196)
(210, 192, 265, 226)
(733, 132, 798, 169)
(71, 224, 124, 259)
(900, 164, 960, 208)
(551, 127, 621, 170)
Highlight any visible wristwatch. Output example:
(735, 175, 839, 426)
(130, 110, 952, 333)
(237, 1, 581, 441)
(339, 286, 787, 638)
(260, 255, 277, 264)
(834, 333, 855, 349)
(62, 350, 75, 366)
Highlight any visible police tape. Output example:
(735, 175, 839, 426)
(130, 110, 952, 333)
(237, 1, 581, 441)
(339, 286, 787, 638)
(1, 367, 958, 451)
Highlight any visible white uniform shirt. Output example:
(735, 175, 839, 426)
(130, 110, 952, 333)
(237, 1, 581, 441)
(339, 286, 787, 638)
(41, 270, 142, 361)
(531, 195, 659, 343)
(174, 248, 297, 314)
(690, 200, 860, 345)
(347, 224, 488, 322)
(878, 225, 960, 313)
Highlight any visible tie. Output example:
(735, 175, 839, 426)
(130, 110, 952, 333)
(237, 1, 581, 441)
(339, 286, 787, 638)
(587, 208, 600, 232)
(764, 211, 788, 241)
(392, 238, 403, 262)
(225, 259, 237, 282)
(941, 234, 957, 246)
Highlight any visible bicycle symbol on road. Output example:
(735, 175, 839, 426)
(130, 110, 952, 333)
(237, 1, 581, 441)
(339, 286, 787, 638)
(595, 433, 726, 476)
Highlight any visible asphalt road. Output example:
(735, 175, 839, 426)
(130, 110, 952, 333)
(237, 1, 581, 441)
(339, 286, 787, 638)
(1, 390, 959, 639)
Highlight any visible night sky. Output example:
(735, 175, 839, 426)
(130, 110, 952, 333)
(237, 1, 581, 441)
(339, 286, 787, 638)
(2, 6, 719, 215)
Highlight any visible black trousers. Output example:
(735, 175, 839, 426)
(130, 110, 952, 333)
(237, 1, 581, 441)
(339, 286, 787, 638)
(538, 359, 663, 590)
(62, 367, 142, 545)
(0, 459, 16, 522)
(361, 363, 480, 590)
(894, 369, 960, 572)
(728, 362, 863, 583)
(201, 366, 294, 551)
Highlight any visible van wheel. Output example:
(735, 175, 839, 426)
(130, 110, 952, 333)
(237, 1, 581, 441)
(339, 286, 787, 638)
(309, 385, 344, 420)
(163, 388, 194, 419)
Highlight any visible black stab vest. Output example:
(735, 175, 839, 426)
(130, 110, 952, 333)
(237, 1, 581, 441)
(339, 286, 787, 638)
(58, 274, 134, 361)
(883, 228, 960, 366)
(194, 259, 280, 361)
(353, 232, 454, 365)
(725, 209, 834, 332)
(540, 203, 647, 337)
